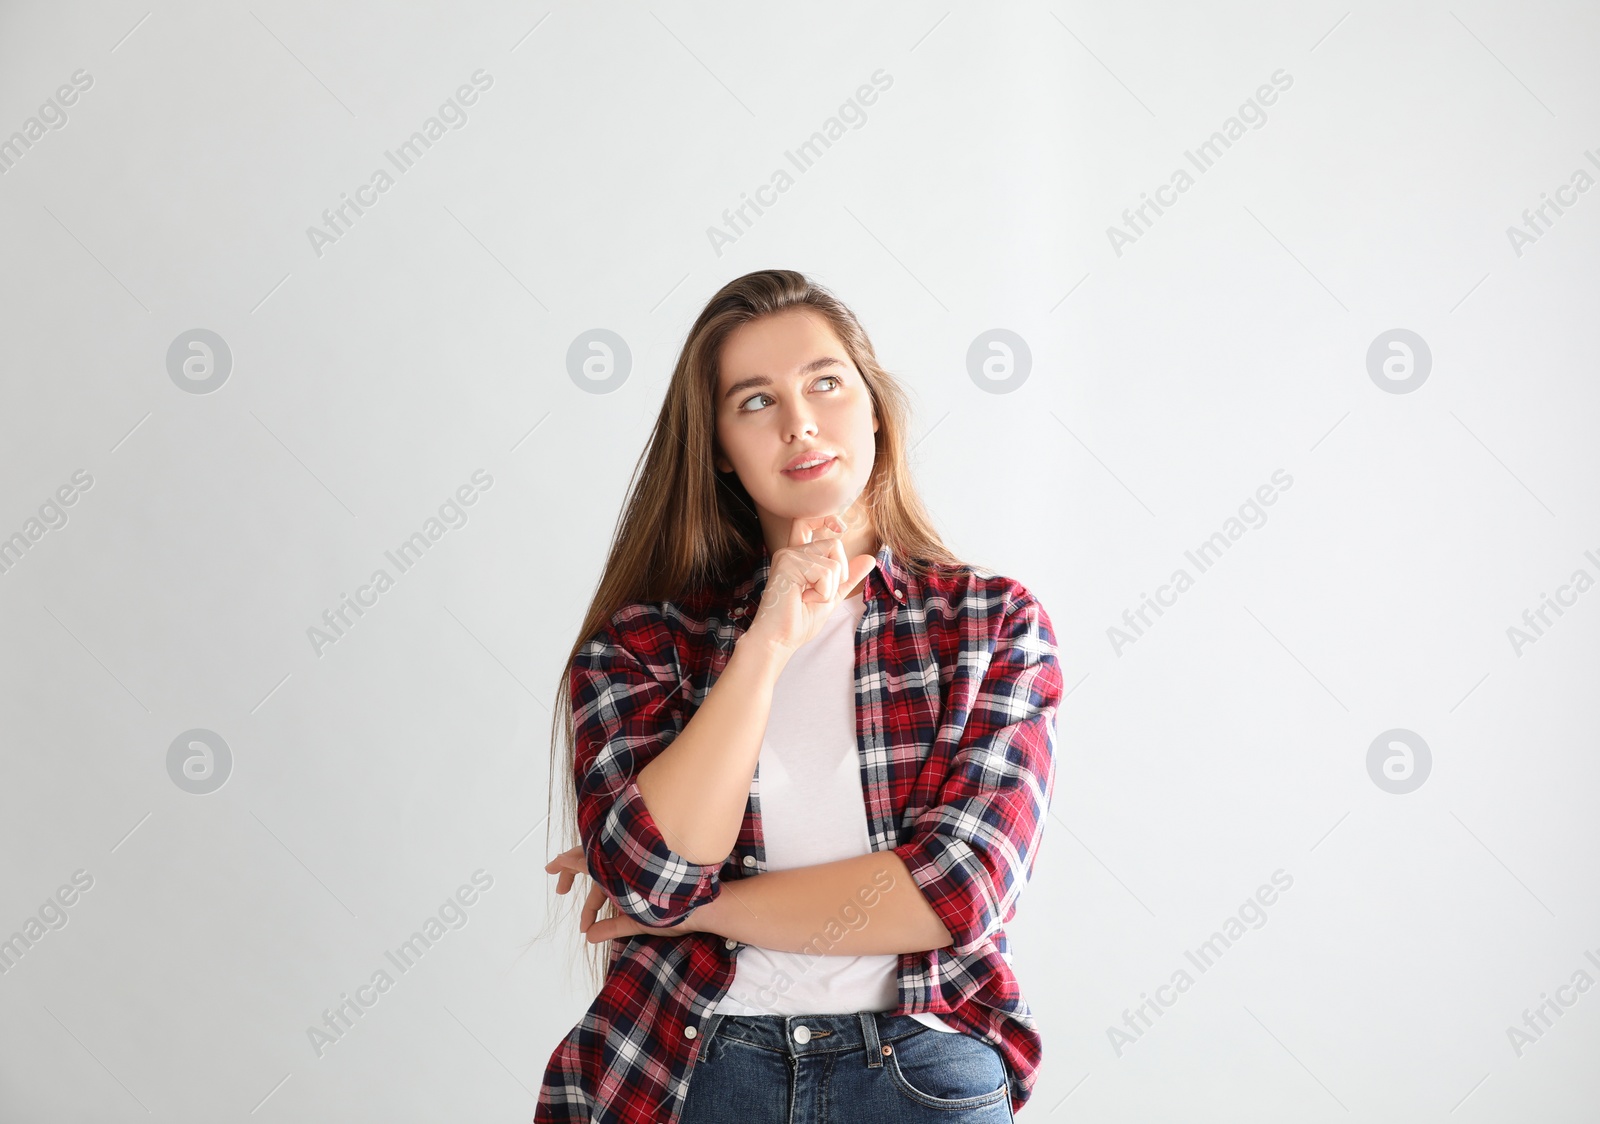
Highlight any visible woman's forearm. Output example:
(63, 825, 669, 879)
(691, 852, 952, 956)
(634, 634, 790, 865)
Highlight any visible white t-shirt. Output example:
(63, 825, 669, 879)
(712, 591, 960, 1033)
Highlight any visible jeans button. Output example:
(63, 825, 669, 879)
(792, 1025, 811, 1044)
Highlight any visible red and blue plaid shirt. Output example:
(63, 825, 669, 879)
(535, 539, 1062, 1122)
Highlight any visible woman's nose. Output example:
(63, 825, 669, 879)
(781, 404, 818, 441)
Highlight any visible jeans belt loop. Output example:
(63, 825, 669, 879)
(859, 1011, 884, 1068)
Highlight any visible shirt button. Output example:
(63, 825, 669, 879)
(792, 1025, 811, 1044)
(742, 855, 756, 868)
(725, 938, 738, 949)
(893, 588, 904, 601)
(684, 1025, 698, 1039)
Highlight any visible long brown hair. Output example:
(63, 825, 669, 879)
(525, 268, 964, 993)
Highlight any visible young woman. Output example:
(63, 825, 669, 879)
(532, 270, 1062, 1123)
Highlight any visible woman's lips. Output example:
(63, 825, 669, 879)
(783, 456, 836, 480)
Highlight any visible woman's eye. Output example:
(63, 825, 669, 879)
(740, 376, 840, 412)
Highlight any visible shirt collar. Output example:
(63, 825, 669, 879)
(730, 538, 908, 611)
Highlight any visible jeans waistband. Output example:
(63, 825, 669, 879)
(694, 1010, 937, 1068)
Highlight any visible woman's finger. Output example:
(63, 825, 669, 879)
(794, 539, 849, 590)
(826, 538, 848, 596)
(794, 538, 840, 559)
(789, 513, 846, 549)
(796, 555, 834, 603)
(586, 897, 630, 943)
(547, 846, 587, 895)
(581, 883, 606, 933)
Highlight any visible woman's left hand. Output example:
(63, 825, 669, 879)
(545, 845, 701, 944)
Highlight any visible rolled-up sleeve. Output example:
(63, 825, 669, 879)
(891, 592, 1062, 956)
(570, 615, 723, 928)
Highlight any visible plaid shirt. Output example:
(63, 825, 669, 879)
(535, 539, 1062, 1123)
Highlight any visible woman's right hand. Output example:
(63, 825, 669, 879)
(739, 512, 878, 658)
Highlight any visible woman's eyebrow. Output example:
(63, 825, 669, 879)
(722, 356, 845, 401)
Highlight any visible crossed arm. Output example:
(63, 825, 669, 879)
(549, 831, 952, 953)
(567, 592, 1061, 959)
(686, 851, 952, 955)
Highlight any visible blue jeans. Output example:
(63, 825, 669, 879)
(680, 1010, 1016, 1123)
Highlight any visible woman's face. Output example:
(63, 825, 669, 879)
(713, 307, 880, 545)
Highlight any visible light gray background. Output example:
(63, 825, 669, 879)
(2, 1, 1596, 1121)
